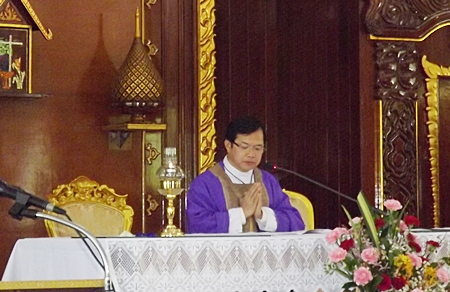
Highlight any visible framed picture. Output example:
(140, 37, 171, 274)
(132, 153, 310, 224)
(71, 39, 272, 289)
(0, 25, 30, 94)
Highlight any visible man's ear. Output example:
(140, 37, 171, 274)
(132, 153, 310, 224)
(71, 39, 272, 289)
(224, 139, 232, 152)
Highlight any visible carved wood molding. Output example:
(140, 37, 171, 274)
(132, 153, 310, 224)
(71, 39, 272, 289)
(366, 0, 450, 40)
(421, 55, 448, 227)
(197, 0, 217, 174)
(375, 41, 421, 215)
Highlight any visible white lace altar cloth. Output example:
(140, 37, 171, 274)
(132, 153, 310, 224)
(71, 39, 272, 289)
(3, 231, 449, 292)
(107, 231, 450, 292)
(107, 232, 345, 292)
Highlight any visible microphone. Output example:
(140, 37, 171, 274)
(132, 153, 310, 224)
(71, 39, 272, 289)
(0, 179, 66, 215)
(264, 162, 386, 216)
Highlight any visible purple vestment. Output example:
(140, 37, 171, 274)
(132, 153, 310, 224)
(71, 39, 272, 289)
(186, 162, 305, 233)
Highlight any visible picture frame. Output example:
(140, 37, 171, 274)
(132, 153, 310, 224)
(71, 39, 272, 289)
(0, 24, 30, 94)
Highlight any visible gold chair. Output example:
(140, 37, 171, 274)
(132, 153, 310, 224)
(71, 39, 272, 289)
(283, 189, 314, 230)
(44, 176, 134, 237)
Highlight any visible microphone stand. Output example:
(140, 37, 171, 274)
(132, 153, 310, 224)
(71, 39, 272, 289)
(18, 209, 114, 292)
(273, 165, 387, 216)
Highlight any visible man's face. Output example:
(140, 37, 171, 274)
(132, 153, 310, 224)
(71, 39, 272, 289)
(224, 128, 265, 172)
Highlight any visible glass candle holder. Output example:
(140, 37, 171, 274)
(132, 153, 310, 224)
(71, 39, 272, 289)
(156, 147, 184, 237)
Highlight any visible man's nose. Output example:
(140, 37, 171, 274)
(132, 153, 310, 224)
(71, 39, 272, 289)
(247, 148, 257, 156)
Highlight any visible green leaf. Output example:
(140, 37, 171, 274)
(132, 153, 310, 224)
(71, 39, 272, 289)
(357, 191, 380, 249)
(335, 268, 352, 279)
(342, 205, 353, 223)
(429, 262, 439, 268)
(442, 257, 450, 266)
(342, 282, 357, 289)
(371, 274, 383, 286)
(398, 200, 409, 220)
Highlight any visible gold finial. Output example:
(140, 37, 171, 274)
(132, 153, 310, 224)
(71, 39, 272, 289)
(135, 7, 141, 39)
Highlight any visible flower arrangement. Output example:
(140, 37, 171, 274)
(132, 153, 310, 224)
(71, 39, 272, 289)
(325, 193, 450, 292)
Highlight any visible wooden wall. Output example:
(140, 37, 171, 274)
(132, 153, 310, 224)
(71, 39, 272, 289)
(215, 0, 362, 228)
(0, 0, 131, 275)
(0, 0, 195, 278)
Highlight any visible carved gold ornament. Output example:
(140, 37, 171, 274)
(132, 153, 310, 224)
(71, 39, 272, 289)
(146, 193, 159, 215)
(0, 2, 20, 21)
(146, 0, 157, 9)
(198, 0, 217, 174)
(48, 176, 133, 212)
(422, 55, 447, 227)
(145, 142, 160, 165)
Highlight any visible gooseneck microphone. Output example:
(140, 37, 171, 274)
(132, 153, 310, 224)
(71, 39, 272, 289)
(264, 163, 386, 216)
(0, 179, 66, 215)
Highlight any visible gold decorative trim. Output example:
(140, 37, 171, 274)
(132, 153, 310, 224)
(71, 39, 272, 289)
(375, 100, 384, 209)
(145, 142, 160, 165)
(20, 0, 52, 40)
(103, 123, 166, 131)
(198, 0, 217, 174)
(0, 279, 103, 289)
(422, 55, 445, 227)
(141, 1, 159, 56)
(369, 23, 450, 42)
(48, 176, 132, 212)
(146, 0, 157, 9)
(146, 193, 159, 215)
(0, 2, 21, 21)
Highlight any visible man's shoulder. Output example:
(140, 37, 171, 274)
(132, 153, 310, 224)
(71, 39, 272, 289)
(259, 168, 277, 182)
(190, 165, 218, 183)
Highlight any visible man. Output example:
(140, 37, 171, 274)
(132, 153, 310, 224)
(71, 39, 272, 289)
(186, 116, 305, 233)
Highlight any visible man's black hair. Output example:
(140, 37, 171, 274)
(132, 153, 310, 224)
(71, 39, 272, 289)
(225, 116, 265, 143)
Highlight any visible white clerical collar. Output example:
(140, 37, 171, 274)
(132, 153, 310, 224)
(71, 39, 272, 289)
(223, 156, 254, 184)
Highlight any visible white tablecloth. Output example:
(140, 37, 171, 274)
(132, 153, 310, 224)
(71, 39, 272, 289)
(3, 231, 450, 292)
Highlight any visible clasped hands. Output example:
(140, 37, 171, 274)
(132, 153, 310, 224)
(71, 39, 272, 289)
(239, 182, 263, 219)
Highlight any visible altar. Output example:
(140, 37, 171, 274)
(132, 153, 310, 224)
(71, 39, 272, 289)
(2, 231, 450, 292)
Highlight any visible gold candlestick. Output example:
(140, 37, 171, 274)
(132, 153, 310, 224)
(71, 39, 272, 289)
(158, 184, 184, 237)
(156, 148, 185, 237)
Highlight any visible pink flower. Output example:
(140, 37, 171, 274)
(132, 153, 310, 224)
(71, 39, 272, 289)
(354, 266, 373, 286)
(325, 227, 348, 244)
(411, 289, 424, 292)
(349, 217, 362, 227)
(329, 247, 347, 263)
(408, 253, 422, 268)
(384, 199, 402, 211)
(361, 247, 378, 264)
(437, 267, 450, 284)
(399, 220, 408, 232)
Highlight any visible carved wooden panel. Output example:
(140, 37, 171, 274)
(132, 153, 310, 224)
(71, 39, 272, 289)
(366, 0, 450, 39)
(375, 41, 421, 214)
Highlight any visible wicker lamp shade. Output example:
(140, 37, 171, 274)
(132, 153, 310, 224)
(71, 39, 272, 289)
(111, 9, 164, 122)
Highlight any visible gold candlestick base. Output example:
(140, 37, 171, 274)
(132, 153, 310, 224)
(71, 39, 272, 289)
(158, 188, 184, 237)
(161, 224, 184, 237)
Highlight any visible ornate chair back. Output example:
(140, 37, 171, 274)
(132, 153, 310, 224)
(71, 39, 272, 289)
(44, 176, 134, 237)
